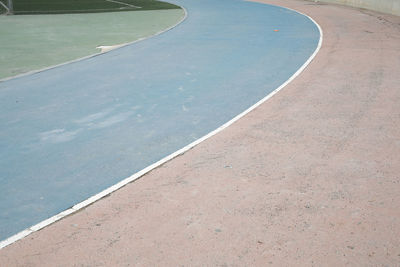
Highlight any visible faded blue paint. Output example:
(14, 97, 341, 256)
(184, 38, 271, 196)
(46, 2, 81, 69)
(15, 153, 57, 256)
(0, 0, 320, 240)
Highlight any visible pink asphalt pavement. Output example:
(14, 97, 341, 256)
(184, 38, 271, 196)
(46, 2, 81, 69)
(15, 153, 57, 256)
(1, 0, 400, 265)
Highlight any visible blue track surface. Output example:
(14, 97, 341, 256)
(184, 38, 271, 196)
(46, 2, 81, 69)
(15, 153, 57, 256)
(0, 0, 320, 240)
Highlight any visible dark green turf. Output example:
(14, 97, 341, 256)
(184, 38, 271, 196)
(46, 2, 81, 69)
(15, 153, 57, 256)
(0, 0, 179, 14)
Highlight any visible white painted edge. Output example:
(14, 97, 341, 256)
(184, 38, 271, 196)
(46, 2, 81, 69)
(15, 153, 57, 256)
(0, 7, 187, 83)
(0, 3, 323, 250)
(96, 44, 127, 53)
(0, 1, 10, 12)
(106, 0, 142, 9)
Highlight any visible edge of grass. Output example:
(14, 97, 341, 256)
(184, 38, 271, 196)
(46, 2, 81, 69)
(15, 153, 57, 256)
(0, 6, 187, 82)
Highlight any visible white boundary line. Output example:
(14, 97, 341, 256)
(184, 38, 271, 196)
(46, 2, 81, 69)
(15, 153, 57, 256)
(106, 0, 142, 9)
(13, 8, 139, 13)
(0, 2, 323, 250)
(0, 1, 10, 12)
(0, 8, 187, 83)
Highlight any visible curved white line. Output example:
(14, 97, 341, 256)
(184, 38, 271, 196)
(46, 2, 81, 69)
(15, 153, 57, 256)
(0, 3, 323, 250)
(106, 0, 142, 9)
(0, 7, 187, 83)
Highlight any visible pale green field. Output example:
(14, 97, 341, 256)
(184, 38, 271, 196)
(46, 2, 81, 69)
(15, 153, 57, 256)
(0, 9, 184, 79)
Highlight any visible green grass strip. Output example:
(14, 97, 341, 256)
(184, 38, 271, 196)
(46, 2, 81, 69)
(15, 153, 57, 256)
(0, 9, 184, 79)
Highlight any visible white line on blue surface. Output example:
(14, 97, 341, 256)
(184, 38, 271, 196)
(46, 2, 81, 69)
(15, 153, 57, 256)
(0, 2, 322, 249)
(0, 6, 189, 250)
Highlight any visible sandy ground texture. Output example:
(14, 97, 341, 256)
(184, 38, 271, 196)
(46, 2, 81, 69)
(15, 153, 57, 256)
(1, 0, 400, 265)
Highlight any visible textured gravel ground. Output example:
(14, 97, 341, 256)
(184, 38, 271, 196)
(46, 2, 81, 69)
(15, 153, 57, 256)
(0, 0, 399, 265)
